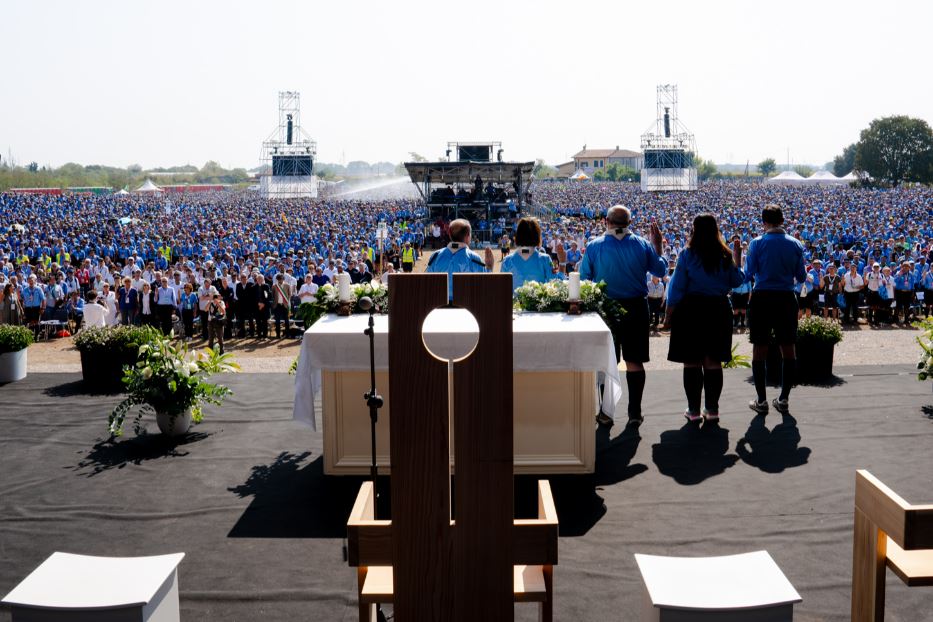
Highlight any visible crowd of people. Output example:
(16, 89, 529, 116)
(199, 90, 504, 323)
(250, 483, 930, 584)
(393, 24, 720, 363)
(0, 192, 428, 345)
(532, 182, 933, 325)
(1, 182, 931, 351)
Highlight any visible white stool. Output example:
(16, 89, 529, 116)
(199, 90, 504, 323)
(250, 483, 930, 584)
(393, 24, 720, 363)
(634, 550, 801, 621)
(2, 552, 184, 622)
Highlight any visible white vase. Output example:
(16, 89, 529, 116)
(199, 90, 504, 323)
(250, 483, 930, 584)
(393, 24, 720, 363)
(156, 409, 193, 437)
(0, 349, 27, 383)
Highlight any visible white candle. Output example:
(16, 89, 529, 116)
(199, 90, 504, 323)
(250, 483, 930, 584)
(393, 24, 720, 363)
(568, 272, 581, 301)
(338, 273, 351, 302)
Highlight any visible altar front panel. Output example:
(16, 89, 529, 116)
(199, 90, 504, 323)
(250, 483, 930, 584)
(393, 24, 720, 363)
(322, 370, 597, 475)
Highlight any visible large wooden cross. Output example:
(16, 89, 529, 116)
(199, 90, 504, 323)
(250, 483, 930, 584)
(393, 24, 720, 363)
(347, 273, 558, 621)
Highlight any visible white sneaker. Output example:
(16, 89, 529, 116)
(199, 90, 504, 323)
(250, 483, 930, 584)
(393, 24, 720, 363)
(771, 398, 789, 413)
(748, 399, 769, 414)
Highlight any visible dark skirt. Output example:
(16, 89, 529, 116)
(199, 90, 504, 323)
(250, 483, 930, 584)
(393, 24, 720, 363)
(668, 294, 734, 363)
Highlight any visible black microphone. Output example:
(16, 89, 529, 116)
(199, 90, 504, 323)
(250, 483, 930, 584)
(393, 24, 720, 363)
(358, 296, 373, 312)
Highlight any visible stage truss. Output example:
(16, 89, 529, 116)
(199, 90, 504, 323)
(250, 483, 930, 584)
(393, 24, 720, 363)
(259, 91, 318, 199)
(640, 84, 698, 192)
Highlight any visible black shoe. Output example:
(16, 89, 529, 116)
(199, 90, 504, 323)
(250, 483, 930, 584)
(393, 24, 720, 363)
(627, 412, 645, 425)
(596, 412, 613, 426)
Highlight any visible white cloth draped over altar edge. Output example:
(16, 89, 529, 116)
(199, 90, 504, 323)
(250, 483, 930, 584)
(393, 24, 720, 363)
(292, 311, 624, 431)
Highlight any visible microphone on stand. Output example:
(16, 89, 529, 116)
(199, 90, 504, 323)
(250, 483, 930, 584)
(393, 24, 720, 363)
(358, 296, 374, 312)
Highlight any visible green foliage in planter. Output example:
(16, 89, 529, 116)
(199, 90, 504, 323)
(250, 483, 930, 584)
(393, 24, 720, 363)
(73, 325, 162, 359)
(723, 344, 751, 369)
(796, 316, 843, 345)
(0, 324, 34, 354)
(914, 316, 933, 381)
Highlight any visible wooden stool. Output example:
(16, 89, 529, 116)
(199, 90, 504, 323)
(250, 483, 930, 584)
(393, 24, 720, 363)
(635, 550, 801, 621)
(2, 552, 184, 622)
(851, 470, 933, 621)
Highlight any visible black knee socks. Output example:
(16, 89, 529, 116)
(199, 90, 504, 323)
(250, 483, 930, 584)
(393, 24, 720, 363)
(703, 367, 723, 413)
(780, 358, 796, 401)
(682, 367, 703, 413)
(752, 360, 767, 402)
(626, 370, 646, 417)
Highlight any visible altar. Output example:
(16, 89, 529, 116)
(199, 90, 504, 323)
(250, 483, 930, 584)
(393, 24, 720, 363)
(292, 311, 622, 474)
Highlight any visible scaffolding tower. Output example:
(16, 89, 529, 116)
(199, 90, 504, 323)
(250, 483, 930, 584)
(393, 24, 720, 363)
(640, 85, 698, 192)
(259, 91, 318, 198)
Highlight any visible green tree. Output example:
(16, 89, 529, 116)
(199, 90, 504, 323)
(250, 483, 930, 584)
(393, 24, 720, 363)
(854, 115, 933, 186)
(694, 156, 717, 180)
(794, 165, 814, 178)
(533, 159, 558, 179)
(757, 158, 777, 177)
(27, 162, 38, 172)
(408, 152, 427, 162)
(832, 144, 857, 177)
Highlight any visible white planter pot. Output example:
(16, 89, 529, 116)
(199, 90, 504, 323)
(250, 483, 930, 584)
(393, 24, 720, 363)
(0, 349, 27, 383)
(156, 409, 193, 437)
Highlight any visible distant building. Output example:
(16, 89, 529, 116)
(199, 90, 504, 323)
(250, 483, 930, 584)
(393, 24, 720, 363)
(571, 146, 643, 175)
(556, 161, 577, 177)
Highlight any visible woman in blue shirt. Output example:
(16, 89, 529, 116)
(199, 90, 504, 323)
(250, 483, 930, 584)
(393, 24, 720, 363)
(665, 214, 745, 423)
(500, 218, 553, 291)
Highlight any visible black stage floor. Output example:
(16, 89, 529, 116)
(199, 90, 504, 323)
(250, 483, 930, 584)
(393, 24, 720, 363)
(1, 368, 932, 621)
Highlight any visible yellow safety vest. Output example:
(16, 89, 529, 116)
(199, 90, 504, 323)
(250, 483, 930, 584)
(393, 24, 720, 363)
(40, 255, 51, 267)
(366, 247, 374, 262)
(17, 254, 29, 265)
(160, 246, 172, 262)
(56, 252, 70, 264)
(402, 248, 414, 263)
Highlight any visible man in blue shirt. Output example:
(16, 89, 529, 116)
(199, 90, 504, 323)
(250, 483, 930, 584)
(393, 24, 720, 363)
(21, 274, 46, 336)
(425, 219, 494, 299)
(155, 277, 178, 336)
(744, 205, 807, 414)
(579, 205, 667, 426)
(892, 261, 915, 325)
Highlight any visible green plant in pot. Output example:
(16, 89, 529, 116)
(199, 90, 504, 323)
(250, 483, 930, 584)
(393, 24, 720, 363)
(914, 316, 933, 387)
(795, 316, 843, 382)
(109, 339, 240, 437)
(73, 325, 162, 391)
(0, 324, 34, 383)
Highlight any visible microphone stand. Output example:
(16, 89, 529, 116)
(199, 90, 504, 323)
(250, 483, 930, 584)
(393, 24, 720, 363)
(361, 299, 387, 622)
(362, 304, 383, 503)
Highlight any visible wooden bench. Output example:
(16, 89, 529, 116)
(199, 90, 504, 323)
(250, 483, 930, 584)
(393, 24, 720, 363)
(852, 469, 933, 621)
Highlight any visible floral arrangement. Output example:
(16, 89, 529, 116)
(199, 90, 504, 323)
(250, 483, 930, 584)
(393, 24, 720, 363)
(513, 279, 625, 326)
(796, 316, 844, 345)
(296, 280, 389, 328)
(915, 316, 933, 382)
(73, 325, 162, 358)
(0, 324, 34, 354)
(723, 344, 752, 369)
(108, 339, 240, 437)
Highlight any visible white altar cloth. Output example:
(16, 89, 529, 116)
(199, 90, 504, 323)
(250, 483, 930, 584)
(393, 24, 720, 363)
(292, 311, 623, 430)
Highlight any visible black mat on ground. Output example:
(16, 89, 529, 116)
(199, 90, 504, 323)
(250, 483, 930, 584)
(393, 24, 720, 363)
(1, 368, 932, 621)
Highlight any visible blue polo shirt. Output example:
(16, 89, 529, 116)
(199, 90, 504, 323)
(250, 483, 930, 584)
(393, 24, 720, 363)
(22, 285, 45, 308)
(744, 230, 807, 292)
(893, 273, 914, 291)
(667, 248, 745, 306)
(426, 244, 487, 299)
(578, 232, 667, 299)
(500, 248, 553, 291)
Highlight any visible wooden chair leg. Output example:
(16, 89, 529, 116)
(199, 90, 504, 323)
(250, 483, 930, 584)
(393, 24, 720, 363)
(852, 507, 887, 622)
(357, 566, 376, 622)
(538, 565, 553, 622)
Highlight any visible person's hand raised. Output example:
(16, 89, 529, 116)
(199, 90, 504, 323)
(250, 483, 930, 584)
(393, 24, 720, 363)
(649, 222, 663, 255)
(484, 247, 495, 271)
(733, 239, 742, 265)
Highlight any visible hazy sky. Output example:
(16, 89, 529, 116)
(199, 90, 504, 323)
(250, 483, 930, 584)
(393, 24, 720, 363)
(2, 0, 931, 170)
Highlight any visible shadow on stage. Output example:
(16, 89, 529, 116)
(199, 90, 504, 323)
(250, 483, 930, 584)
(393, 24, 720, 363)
(72, 432, 211, 477)
(736, 413, 811, 473)
(651, 422, 738, 485)
(43, 379, 125, 397)
(743, 374, 847, 388)
(227, 451, 372, 539)
(922, 405, 933, 421)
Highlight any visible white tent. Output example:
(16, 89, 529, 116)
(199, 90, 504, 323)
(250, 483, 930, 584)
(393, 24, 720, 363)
(805, 170, 848, 185)
(840, 172, 859, 182)
(114, 188, 129, 195)
(766, 171, 806, 185)
(570, 169, 590, 181)
(134, 179, 163, 194)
